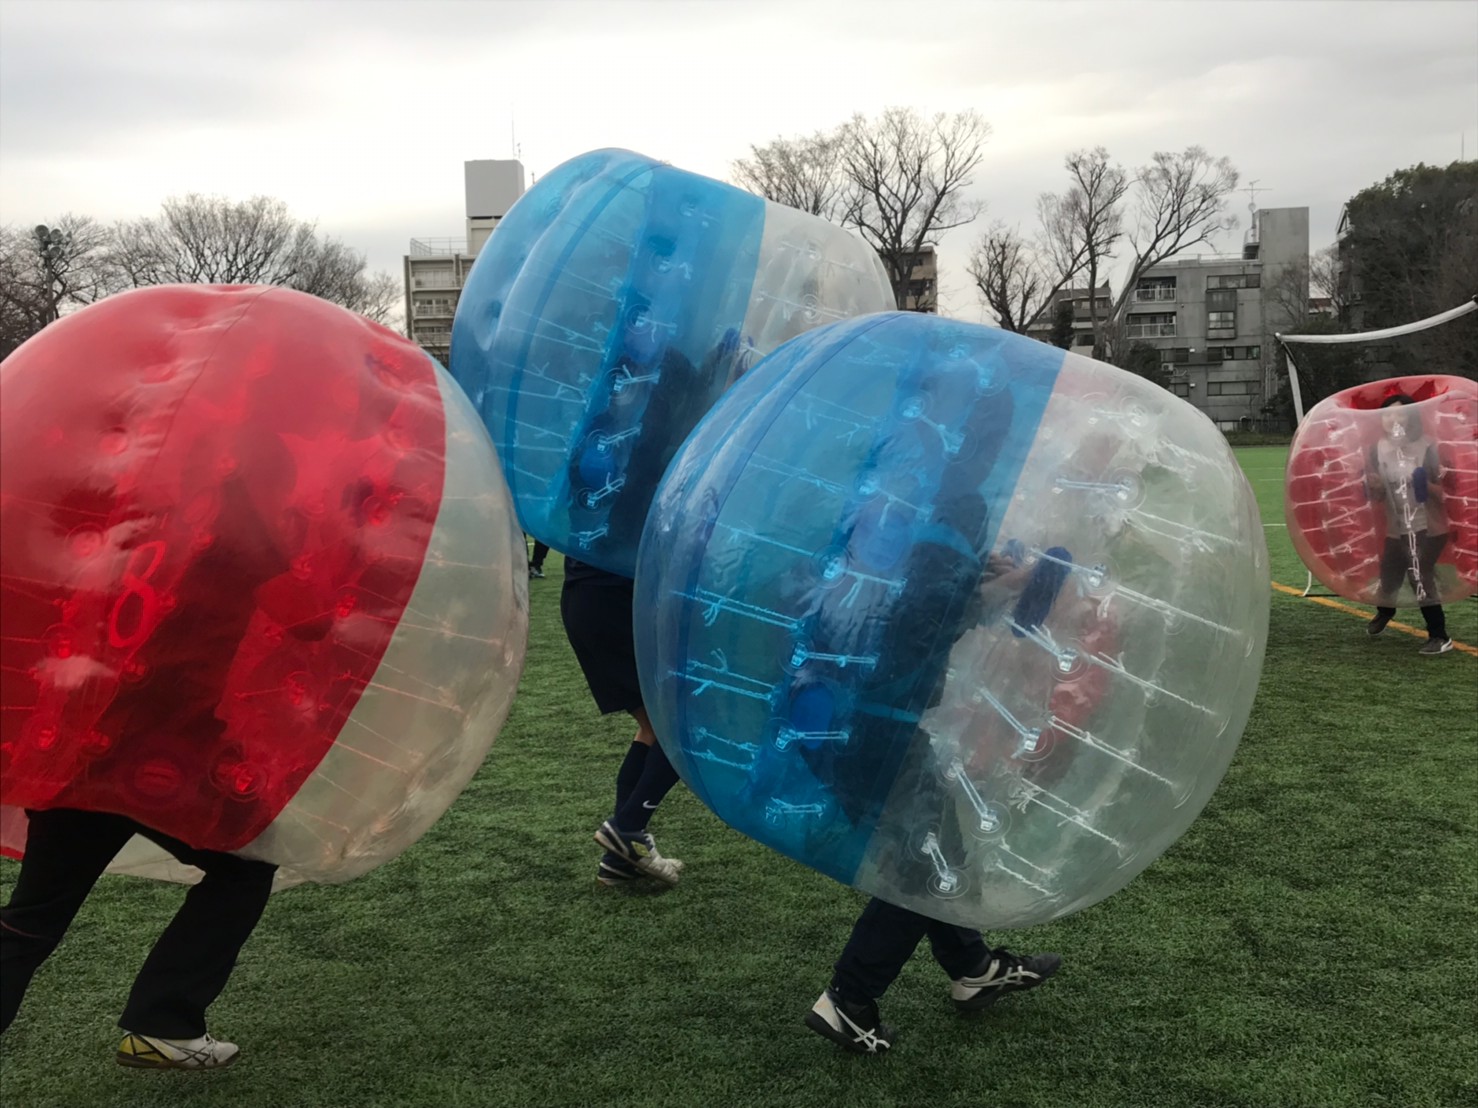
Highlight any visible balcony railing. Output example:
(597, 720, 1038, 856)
(412, 303, 456, 319)
(408, 237, 468, 257)
(411, 275, 462, 290)
(1133, 286, 1176, 302)
(1124, 322, 1178, 338)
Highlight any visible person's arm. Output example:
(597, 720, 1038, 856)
(1419, 442, 1443, 510)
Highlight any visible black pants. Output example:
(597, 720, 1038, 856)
(530, 540, 549, 570)
(1376, 531, 1448, 639)
(831, 897, 988, 1003)
(1, 808, 276, 1039)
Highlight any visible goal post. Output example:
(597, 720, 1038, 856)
(1276, 295, 1477, 423)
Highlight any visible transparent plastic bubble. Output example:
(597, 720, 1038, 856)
(1286, 375, 1478, 605)
(449, 148, 895, 577)
(635, 313, 1269, 929)
(0, 286, 529, 885)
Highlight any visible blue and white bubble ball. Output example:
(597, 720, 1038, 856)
(635, 314, 1269, 929)
(449, 149, 895, 577)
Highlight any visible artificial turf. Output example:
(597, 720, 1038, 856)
(1, 446, 1474, 1108)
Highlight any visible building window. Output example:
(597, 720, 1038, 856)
(1207, 311, 1236, 332)
(1206, 381, 1256, 396)
(1170, 381, 1191, 397)
(1207, 345, 1261, 360)
(1161, 347, 1193, 365)
(1207, 273, 1261, 289)
(1073, 332, 1096, 347)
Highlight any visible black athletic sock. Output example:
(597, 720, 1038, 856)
(614, 743, 681, 833)
(614, 741, 650, 814)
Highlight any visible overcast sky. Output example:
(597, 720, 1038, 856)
(2, 0, 1475, 318)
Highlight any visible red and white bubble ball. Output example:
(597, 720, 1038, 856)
(0, 286, 528, 884)
(1285, 376, 1478, 606)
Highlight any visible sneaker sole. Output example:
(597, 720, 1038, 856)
(952, 989, 1011, 1014)
(116, 1051, 238, 1071)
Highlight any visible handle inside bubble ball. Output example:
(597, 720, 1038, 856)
(1011, 545, 1073, 637)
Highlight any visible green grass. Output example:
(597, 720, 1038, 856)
(3, 448, 1475, 1108)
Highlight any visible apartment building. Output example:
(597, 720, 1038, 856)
(404, 159, 526, 361)
(896, 247, 939, 312)
(1023, 284, 1114, 349)
(1125, 206, 1309, 429)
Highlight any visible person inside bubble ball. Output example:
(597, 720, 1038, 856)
(797, 393, 1068, 1055)
(1364, 394, 1453, 656)
(0, 439, 308, 1071)
(563, 332, 748, 887)
(562, 557, 686, 886)
(802, 541, 1069, 1055)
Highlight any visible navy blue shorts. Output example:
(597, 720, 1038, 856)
(560, 561, 642, 715)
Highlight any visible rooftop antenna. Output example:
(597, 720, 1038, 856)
(1243, 180, 1269, 243)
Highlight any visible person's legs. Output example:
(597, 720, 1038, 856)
(612, 735, 650, 815)
(1370, 538, 1410, 634)
(830, 898, 930, 1003)
(118, 827, 276, 1042)
(804, 898, 920, 1054)
(1414, 533, 1451, 645)
(921, 918, 991, 983)
(611, 708, 681, 835)
(529, 539, 549, 578)
(560, 572, 686, 884)
(595, 709, 683, 884)
(1, 809, 137, 1034)
(597, 721, 655, 885)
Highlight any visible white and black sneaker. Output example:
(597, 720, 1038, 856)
(805, 989, 897, 1055)
(950, 950, 1062, 1013)
(593, 820, 683, 885)
(1418, 637, 1454, 656)
(596, 851, 641, 886)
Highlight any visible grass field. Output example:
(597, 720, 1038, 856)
(2, 446, 1475, 1108)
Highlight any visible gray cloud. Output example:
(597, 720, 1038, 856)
(2, 0, 1474, 317)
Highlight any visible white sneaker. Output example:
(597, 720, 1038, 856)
(594, 820, 683, 885)
(117, 1031, 240, 1070)
(950, 950, 1062, 1012)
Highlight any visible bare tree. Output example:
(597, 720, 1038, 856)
(838, 108, 990, 309)
(1060, 148, 1130, 352)
(731, 129, 850, 222)
(111, 195, 400, 323)
(1264, 256, 1313, 331)
(968, 150, 1125, 338)
(1100, 147, 1239, 348)
(735, 108, 990, 311)
(1308, 244, 1344, 309)
(0, 216, 119, 359)
(967, 222, 1043, 333)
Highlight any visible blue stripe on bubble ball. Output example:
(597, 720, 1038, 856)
(635, 313, 1068, 884)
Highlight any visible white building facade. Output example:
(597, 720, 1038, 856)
(404, 159, 527, 362)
